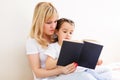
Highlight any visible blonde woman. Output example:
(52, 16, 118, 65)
(26, 2, 98, 80)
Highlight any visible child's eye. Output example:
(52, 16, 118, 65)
(63, 31, 67, 33)
(70, 32, 73, 35)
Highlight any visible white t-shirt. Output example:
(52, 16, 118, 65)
(26, 38, 49, 80)
(44, 42, 61, 59)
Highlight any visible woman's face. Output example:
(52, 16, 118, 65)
(43, 16, 58, 36)
(56, 22, 74, 45)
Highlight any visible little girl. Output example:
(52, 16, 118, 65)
(44, 18, 111, 80)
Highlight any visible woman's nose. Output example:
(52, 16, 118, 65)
(51, 23, 56, 28)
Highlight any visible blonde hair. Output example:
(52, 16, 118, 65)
(30, 2, 58, 48)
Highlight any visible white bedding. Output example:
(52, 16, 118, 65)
(111, 71, 120, 80)
(104, 62, 120, 80)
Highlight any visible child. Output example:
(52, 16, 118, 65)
(44, 18, 111, 80)
(45, 18, 75, 69)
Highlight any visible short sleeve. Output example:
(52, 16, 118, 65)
(26, 38, 40, 54)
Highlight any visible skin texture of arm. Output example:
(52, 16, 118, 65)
(45, 56, 57, 69)
(27, 54, 76, 78)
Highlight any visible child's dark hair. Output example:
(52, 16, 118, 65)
(54, 18, 75, 42)
(56, 18, 75, 31)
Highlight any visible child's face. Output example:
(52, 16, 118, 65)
(56, 22, 74, 44)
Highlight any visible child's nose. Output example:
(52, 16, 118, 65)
(67, 33, 71, 37)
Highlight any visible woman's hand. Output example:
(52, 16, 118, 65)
(57, 62, 77, 75)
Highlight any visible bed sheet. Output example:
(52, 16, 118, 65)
(105, 62, 120, 80)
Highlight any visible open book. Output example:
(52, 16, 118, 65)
(57, 40, 103, 69)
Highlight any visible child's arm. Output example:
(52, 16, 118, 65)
(45, 56, 57, 70)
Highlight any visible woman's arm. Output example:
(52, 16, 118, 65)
(45, 56, 57, 69)
(27, 54, 76, 78)
(27, 54, 61, 78)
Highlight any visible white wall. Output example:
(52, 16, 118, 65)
(0, 0, 120, 80)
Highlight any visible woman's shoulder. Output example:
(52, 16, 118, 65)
(26, 37, 42, 49)
(26, 37, 42, 54)
(26, 37, 39, 45)
(27, 37, 36, 42)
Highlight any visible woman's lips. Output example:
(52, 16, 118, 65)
(50, 30, 54, 32)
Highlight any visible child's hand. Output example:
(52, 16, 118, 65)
(58, 62, 77, 74)
(97, 59, 103, 65)
(45, 56, 57, 69)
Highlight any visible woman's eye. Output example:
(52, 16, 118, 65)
(46, 21, 52, 24)
(54, 20, 57, 23)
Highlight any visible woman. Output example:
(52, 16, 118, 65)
(26, 2, 97, 80)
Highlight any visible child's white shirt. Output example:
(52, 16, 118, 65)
(44, 42, 86, 71)
(44, 42, 61, 59)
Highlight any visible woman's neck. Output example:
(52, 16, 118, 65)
(43, 35, 51, 43)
